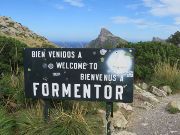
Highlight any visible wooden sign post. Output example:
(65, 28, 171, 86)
(24, 48, 135, 134)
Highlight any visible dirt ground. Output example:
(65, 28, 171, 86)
(127, 94, 180, 135)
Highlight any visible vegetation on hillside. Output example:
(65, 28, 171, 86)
(117, 41, 180, 93)
(167, 31, 180, 47)
(117, 42, 180, 81)
(0, 16, 57, 47)
(0, 36, 104, 135)
(0, 34, 180, 134)
(0, 36, 27, 74)
(151, 61, 180, 92)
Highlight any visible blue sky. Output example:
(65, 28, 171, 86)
(0, 0, 180, 42)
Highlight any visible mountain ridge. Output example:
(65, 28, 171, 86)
(87, 28, 128, 48)
(0, 16, 57, 47)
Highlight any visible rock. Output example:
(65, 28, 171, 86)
(98, 109, 105, 114)
(113, 131, 137, 135)
(141, 82, 148, 90)
(112, 111, 128, 129)
(160, 86, 172, 95)
(0, 16, 56, 47)
(117, 103, 133, 112)
(117, 103, 133, 119)
(8, 102, 17, 108)
(87, 28, 127, 48)
(152, 37, 165, 42)
(137, 82, 148, 90)
(167, 101, 180, 113)
(141, 123, 149, 126)
(134, 90, 159, 103)
(140, 101, 154, 110)
(134, 84, 142, 92)
(150, 86, 167, 97)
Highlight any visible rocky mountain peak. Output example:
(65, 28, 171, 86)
(87, 28, 127, 48)
(98, 28, 117, 43)
(99, 28, 114, 37)
(152, 37, 164, 42)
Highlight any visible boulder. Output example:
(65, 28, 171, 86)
(112, 111, 128, 129)
(141, 82, 148, 90)
(133, 84, 142, 92)
(138, 82, 148, 90)
(117, 103, 133, 112)
(113, 131, 137, 135)
(150, 86, 167, 97)
(167, 101, 180, 113)
(134, 90, 159, 103)
(160, 86, 172, 95)
(117, 103, 133, 119)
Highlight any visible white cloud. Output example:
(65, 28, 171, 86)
(143, 0, 180, 17)
(55, 4, 65, 10)
(64, 0, 84, 8)
(111, 16, 180, 31)
(111, 16, 152, 28)
(126, 3, 142, 10)
(111, 16, 130, 24)
(155, 24, 179, 31)
(174, 17, 180, 25)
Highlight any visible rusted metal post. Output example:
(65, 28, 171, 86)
(106, 102, 113, 135)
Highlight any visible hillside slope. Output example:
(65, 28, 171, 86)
(0, 16, 56, 47)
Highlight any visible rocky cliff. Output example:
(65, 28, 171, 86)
(87, 28, 127, 48)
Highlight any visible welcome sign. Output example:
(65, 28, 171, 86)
(24, 48, 134, 103)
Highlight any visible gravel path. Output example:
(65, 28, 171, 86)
(128, 94, 180, 135)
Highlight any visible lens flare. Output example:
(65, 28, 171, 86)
(106, 50, 132, 74)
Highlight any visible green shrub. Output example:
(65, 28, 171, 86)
(167, 31, 180, 47)
(151, 61, 180, 92)
(167, 107, 180, 114)
(0, 72, 26, 111)
(0, 106, 15, 135)
(117, 42, 180, 80)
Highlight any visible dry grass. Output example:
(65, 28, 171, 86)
(151, 61, 180, 92)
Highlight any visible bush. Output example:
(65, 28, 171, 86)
(151, 61, 180, 92)
(0, 106, 15, 135)
(167, 107, 180, 114)
(0, 72, 26, 112)
(117, 42, 180, 80)
(167, 31, 180, 47)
